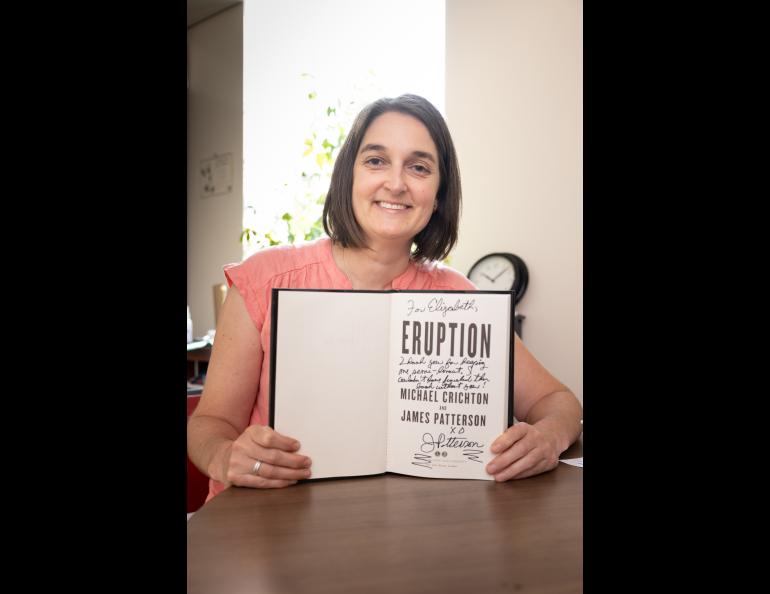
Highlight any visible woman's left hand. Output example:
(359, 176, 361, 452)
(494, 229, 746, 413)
(485, 422, 560, 481)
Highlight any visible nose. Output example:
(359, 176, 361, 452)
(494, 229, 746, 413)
(383, 166, 407, 195)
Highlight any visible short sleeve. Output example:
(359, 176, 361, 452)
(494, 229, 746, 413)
(223, 259, 268, 331)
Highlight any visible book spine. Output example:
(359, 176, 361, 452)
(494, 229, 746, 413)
(269, 288, 280, 428)
(508, 291, 515, 427)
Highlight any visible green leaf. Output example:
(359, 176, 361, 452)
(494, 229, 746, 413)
(282, 213, 292, 221)
(326, 106, 336, 116)
(322, 138, 333, 150)
(308, 91, 317, 100)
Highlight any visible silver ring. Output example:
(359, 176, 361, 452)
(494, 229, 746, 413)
(252, 460, 263, 476)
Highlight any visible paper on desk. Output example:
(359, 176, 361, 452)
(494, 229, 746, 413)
(559, 457, 583, 468)
(187, 339, 211, 351)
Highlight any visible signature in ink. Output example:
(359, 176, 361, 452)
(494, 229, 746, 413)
(420, 432, 484, 453)
(462, 449, 484, 463)
(412, 452, 433, 468)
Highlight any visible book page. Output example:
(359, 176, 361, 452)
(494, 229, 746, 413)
(272, 290, 391, 479)
(386, 292, 512, 480)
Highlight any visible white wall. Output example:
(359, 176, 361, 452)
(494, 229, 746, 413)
(187, 4, 243, 337)
(446, 0, 583, 403)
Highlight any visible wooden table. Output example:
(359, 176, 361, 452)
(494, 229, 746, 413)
(188, 437, 582, 594)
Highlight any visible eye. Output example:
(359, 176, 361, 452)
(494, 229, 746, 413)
(411, 163, 432, 175)
(364, 157, 385, 167)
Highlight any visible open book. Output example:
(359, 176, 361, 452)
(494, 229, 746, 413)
(269, 289, 514, 481)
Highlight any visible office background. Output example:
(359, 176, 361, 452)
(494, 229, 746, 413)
(187, 0, 583, 404)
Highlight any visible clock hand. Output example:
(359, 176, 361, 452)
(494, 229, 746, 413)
(482, 272, 495, 282)
(491, 268, 507, 281)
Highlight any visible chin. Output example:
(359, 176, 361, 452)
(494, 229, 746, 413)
(367, 229, 416, 244)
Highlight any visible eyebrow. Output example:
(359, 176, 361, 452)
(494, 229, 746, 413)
(359, 143, 436, 164)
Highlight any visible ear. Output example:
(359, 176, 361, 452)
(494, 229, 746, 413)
(433, 200, 439, 212)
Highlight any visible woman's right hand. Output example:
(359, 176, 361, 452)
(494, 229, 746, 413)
(222, 425, 312, 489)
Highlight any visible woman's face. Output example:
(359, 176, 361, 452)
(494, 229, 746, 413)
(351, 111, 441, 249)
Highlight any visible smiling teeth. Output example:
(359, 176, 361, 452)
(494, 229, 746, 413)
(379, 202, 408, 210)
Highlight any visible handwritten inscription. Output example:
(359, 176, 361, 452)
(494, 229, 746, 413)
(397, 356, 491, 391)
(405, 297, 479, 318)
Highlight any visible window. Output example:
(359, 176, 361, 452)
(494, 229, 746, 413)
(242, 0, 445, 257)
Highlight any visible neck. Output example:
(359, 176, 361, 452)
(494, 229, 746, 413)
(332, 240, 412, 290)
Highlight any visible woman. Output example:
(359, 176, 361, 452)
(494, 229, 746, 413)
(187, 94, 582, 500)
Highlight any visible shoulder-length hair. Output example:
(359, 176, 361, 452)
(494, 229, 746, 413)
(322, 94, 461, 262)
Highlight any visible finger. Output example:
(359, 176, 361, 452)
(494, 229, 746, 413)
(253, 446, 312, 470)
(493, 449, 542, 481)
(227, 445, 310, 479)
(226, 457, 308, 484)
(486, 438, 535, 475)
(234, 475, 300, 489)
(494, 449, 556, 482)
(249, 426, 301, 452)
(255, 461, 313, 481)
(490, 422, 529, 454)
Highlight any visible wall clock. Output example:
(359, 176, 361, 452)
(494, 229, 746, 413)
(468, 252, 528, 305)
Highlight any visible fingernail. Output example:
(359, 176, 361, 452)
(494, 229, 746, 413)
(491, 444, 500, 453)
(304, 458, 312, 467)
(303, 469, 312, 477)
(486, 464, 496, 474)
(293, 441, 301, 449)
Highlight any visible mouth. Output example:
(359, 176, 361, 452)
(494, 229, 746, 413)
(375, 201, 411, 211)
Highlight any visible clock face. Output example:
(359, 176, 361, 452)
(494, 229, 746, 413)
(468, 254, 516, 290)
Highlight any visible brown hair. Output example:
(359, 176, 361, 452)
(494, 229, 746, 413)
(322, 94, 461, 262)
